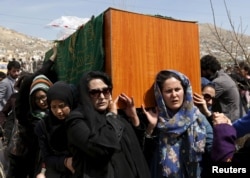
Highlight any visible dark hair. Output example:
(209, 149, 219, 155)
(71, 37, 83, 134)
(14, 72, 32, 91)
(30, 89, 43, 111)
(69, 83, 79, 109)
(239, 61, 248, 68)
(239, 61, 250, 74)
(0, 71, 6, 78)
(7, 60, 21, 70)
(156, 70, 187, 93)
(88, 71, 112, 88)
(78, 71, 112, 106)
(83, 71, 113, 95)
(78, 71, 113, 134)
(200, 55, 221, 73)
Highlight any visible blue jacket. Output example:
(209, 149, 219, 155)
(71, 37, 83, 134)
(233, 110, 250, 138)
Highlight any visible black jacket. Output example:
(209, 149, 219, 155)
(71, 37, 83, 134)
(35, 115, 72, 178)
(65, 110, 151, 178)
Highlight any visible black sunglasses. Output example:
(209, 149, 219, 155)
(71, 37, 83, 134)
(203, 93, 215, 101)
(89, 87, 111, 98)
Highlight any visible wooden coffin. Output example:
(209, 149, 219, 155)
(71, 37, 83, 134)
(104, 8, 201, 108)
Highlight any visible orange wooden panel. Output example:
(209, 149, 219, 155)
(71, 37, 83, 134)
(104, 8, 201, 108)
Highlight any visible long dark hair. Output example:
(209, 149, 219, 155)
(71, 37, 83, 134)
(77, 71, 113, 134)
(77, 71, 121, 149)
(78, 71, 112, 105)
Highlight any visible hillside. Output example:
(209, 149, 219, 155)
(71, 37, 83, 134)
(0, 26, 52, 62)
(1, 23, 250, 65)
(199, 23, 250, 64)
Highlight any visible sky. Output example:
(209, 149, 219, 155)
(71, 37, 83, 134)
(0, 0, 249, 41)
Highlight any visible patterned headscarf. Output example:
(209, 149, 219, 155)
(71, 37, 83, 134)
(154, 70, 206, 177)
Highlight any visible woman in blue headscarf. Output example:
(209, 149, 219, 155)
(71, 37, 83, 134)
(142, 70, 213, 178)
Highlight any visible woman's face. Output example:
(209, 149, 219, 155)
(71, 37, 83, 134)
(202, 86, 216, 108)
(161, 77, 184, 112)
(88, 79, 111, 112)
(35, 90, 48, 110)
(50, 100, 70, 120)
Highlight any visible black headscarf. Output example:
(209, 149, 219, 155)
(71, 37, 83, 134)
(75, 71, 151, 178)
(46, 81, 74, 152)
(77, 71, 119, 148)
(78, 71, 112, 132)
(47, 81, 74, 110)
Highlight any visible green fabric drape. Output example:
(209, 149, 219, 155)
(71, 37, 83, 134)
(44, 13, 105, 85)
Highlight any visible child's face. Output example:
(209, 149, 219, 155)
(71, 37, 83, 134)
(50, 99, 70, 120)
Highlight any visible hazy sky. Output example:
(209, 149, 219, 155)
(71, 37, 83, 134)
(0, 0, 249, 41)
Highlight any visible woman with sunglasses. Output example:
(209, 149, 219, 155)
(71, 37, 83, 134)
(193, 83, 216, 125)
(64, 71, 150, 178)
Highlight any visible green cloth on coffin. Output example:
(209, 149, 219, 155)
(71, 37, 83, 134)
(44, 13, 105, 85)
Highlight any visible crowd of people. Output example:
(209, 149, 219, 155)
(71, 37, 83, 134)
(1, 45, 250, 178)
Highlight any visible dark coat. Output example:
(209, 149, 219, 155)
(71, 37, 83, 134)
(34, 81, 76, 178)
(211, 123, 250, 164)
(65, 110, 151, 178)
(15, 59, 57, 126)
(35, 115, 72, 178)
(211, 124, 236, 162)
(6, 59, 56, 178)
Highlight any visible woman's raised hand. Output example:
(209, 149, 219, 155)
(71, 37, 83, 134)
(118, 93, 140, 127)
(142, 105, 158, 135)
(108, 95, 119, 115)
